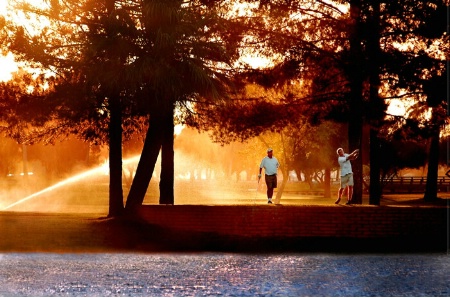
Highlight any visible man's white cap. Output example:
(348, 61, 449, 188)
(336, 147, 343, 154)
(267, 148, 273, 152)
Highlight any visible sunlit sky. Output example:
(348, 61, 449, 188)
(0, 0, 51, 81)
(0, 0, 5, 14)
(0, 53, 17, 82)
(0, 0, 17, 81)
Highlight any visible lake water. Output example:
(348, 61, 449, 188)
(0, 253, 448, 296)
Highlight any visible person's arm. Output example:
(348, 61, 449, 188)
(258, 160, 263, 179)
(347, 149, 359, 160)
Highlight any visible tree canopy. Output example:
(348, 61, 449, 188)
(0, 0, 448, 212)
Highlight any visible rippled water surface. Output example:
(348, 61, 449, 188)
(0, 253, 448, 296)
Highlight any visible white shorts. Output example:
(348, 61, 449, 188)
(340, 173, 354, 188)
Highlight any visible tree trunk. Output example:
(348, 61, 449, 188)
(367, 2, 382, 205)
(423, 109, 440, 201)
(274, 167, 288, 204)
(347, 0, 364, 204)
(348, 123, 363, 204)
(324, 167, 331, 198)
(125, 114, 163, 213)
(369, 129, 382, 204)
(104, 0, 124, 217)
(160, 105, 175, 204)
(108, 94, 124, 217)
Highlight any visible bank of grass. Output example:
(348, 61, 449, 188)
(0, 212, 172, 253)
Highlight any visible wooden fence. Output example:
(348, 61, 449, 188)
(281, 176, 450, 195)
(382, 176, 450, 193)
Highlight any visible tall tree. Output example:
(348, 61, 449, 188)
(124, 0, 244, 211)
(4, 0, 148, 216)
(365, 1, 383, 204)
(4, 0, 245, 215)
(378, 0, 449, 201)
(344, 0, 364, 204)
(422, 70, 448, 201)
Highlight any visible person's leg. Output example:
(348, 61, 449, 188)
(265, 179, 272, 203)
(346, 174, 354, 204)
(336, 175, 347, 204)
(267, 187, 274, 202)
(271, 175, 278, 203)
(347, 186, 353, 203)
(336, 187, 344, 204)
(265, 175, 275, 203)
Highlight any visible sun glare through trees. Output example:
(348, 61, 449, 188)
(0, 0, 448, 214)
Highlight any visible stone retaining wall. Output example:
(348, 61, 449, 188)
(138, 205, 448, 240)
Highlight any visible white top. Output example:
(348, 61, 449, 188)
(338, 154, 353, 176)
(260, 156, 280, 175)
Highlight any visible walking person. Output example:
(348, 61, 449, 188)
(258, 148, 280, 204)
(335, 147, 359, 205)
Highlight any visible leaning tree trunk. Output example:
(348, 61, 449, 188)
(347, 0, 364, 204)
(108, 94, 125, 217)
(274, 166, 289, 204)
(423, 110, 440, 201)
(159, 104, 175, 204)
(125, 113, 164, 213)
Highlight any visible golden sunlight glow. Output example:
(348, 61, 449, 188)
(1, 0, 48, 15)
(0, 0, 6, 15)
(2, 155, 141, 210)
(174, 124, 184, 135)
(0, 53, 18, 82)
(386, 98, 407, 116)
(0, 0, 51, 81)
(241, 55, 277, 69)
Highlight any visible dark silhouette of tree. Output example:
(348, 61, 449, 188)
(378, 139, 428, 180)
(189, 1, 363, 202)
(422, 70, 447, 201)
(3, 0, 150, 216)
(3, 0, 245, 215)
(377, 1, 449, 202)
(364, 0, 383, 204)
(124, 0, 245, 212)
(3, 0, 448, 214)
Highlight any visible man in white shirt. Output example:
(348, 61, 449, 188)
(258, 148, 280, 204)
(335, 147, 359, 205)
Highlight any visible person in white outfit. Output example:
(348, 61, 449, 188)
(258, 148, 280, 204)
(335, 147, 359, 205)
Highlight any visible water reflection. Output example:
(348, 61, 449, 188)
(0, 253, 448, 296)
